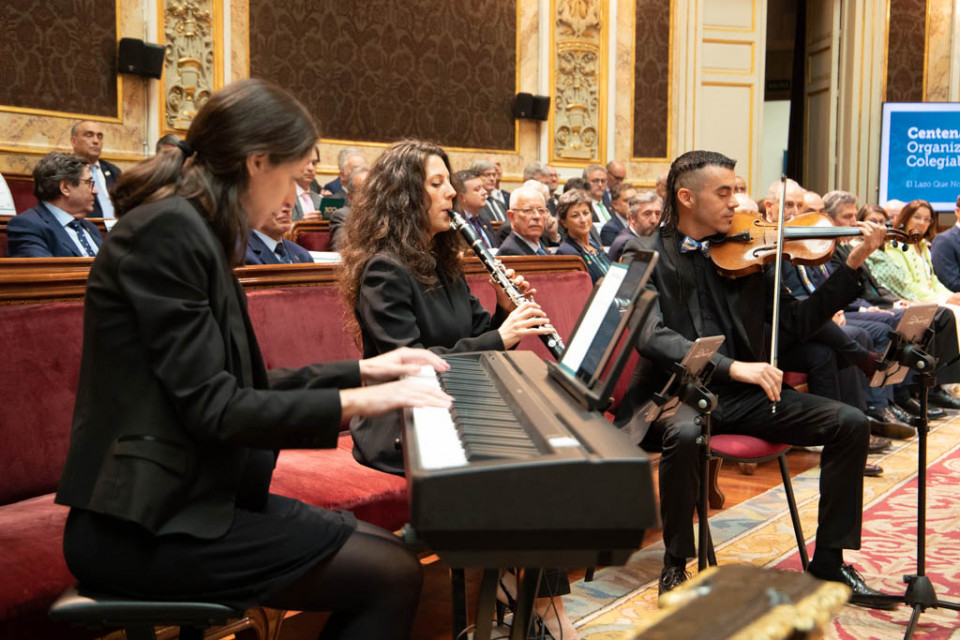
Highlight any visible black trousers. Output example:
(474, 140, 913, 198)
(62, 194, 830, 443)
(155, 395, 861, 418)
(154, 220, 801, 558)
(642, 386, 869, 561)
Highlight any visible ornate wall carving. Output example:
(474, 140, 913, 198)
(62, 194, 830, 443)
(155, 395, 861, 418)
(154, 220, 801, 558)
(632, 0, 670, 159)
(249, 0, 517, 151)
(886, 0, 926, 103)
(162, 0, 218, 133)
(552, 0, 604, 163)
(0, 0, 118, 118)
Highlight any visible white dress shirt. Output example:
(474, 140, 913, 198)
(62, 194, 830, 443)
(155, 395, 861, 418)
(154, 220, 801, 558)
(45, 202, 99, 256)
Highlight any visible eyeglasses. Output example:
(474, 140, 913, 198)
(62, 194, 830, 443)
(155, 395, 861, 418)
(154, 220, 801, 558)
(78, 178, 95, 188)
(588, 178, 607, 184)
(515, 207, 548, 217)
(481, 171, 498, 178)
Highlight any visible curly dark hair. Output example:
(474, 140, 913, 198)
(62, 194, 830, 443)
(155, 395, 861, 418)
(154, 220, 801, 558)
(339, 139, 463, 336)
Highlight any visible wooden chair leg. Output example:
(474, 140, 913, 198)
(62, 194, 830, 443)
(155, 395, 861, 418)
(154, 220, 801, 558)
(737, 462, 758, 475)
(708, 456, 725, 509)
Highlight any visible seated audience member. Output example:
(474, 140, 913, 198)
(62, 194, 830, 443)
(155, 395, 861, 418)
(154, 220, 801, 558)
(761, 178, 805, 222)
(734, 174, 748, 195)
(321, 146, 359, 195)
(556, 189, 610, 283)
(326, 149, 366, 200)
(564, 177, 589, 193)
(616, 150, 892, 605)
(8, 152, 102, 257)
(485, 155, 511, 205)
(583, 164, 612, 223)
(605, 160, 626, 207)
(498, 179, 561, 246)
(883, 199, 905, 221)
(866, 199, 960, 305)
(155, 133, 181, 154)
(543, 164, 560, 214)
(608, 190, 662, 262)
(0, 172, 14, 215)
(244, 203, 314, 265)
(600, 183, 637, 245)
(522, 161, 549, 183)
(329, 165, 369, 251)
(803, 190, 826, 214)
(453, 168, 499, 249)
(471, 159, 507, 224)
(829, 194, 960, 413)
(293, 145, 323, 221)
(70, 120, 120, 219)
(930, 195, 960, 292)
(498, 186, 551, 256)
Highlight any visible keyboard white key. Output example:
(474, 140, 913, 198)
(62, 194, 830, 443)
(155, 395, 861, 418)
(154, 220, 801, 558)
(409, 365, 468, 469)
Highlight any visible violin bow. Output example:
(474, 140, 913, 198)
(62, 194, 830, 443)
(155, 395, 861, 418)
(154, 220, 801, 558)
(768, 175, 788, 415)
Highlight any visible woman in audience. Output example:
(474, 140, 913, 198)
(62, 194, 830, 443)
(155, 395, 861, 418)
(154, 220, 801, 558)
(866, 199, 960, 305)
(55, 80, 453, 640)
(858, 203, 889, 226)
(338, 139, 577, 639)
(556, 189, 611, 283)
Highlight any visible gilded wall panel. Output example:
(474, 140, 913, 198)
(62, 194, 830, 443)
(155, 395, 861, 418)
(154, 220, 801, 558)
(161, 0, 221, 133)
(551, 0, 605, 164)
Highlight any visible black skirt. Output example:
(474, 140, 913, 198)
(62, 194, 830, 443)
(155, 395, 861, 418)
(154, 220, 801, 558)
(63, 494, 357, 609)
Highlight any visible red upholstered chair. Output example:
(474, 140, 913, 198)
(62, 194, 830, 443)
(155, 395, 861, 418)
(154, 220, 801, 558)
(287, 220, 331, 252)
(707, 434, 809, 570)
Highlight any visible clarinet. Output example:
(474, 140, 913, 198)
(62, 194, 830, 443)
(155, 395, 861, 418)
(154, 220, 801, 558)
(447, 210, 565, 360)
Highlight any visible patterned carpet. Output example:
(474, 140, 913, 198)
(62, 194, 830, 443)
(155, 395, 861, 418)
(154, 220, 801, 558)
(567, 412, 960, 639)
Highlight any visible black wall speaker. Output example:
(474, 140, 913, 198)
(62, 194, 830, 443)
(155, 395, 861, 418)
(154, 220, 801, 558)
(513, 93, 551, 121)
(531, 95, 550, 121)
(118, 38, 165, 79)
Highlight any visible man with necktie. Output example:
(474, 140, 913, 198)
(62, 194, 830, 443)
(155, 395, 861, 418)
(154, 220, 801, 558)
(616, 150, 893, 607)
(293, 146, 323, 221)
(244, 202, 314, 265)
(498, 186, 551, 256)
(8, 152, 103, 258)
(453, 169, 499, 249)
(583, 164, 612, 225)
(70, 120, 121, 219)
(471, 159, 508, 225)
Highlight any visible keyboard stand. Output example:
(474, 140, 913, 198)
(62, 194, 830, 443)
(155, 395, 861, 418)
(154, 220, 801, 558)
(473, 568, 542, 640)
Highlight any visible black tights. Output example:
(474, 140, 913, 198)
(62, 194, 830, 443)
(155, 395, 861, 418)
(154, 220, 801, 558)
(264, 521, 422, 640)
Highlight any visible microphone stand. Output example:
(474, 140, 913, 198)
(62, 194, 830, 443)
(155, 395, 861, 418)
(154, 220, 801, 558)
(648, 358, 720, 571)
(868, 324, 960, 637)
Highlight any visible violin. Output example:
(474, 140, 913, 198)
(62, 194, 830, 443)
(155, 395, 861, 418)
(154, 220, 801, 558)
(709, 211, 919, 278)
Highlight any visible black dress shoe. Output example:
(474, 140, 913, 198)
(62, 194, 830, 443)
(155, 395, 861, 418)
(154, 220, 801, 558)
(929, 388, 960, 409)
(887, 403, 913, 424)
(866, 409, 915, 439)
(863, 463, 883, 477)
(897, 398, 947, 419)
(868, 435, 891, 453)
(658, 564, 690, 595)
(811, 564, 899, 610)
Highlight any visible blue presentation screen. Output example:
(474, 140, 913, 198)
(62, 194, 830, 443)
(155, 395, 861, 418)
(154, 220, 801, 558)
(879, 102, 960, 211)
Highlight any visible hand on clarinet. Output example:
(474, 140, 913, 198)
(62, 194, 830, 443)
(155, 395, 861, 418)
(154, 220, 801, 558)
(729, 361, 783, 402)
(492, 268, 537, 310)
(498, 302, 555, 349)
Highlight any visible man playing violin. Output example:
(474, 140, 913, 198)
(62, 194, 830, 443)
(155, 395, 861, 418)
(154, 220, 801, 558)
(617, 150, 892, 608)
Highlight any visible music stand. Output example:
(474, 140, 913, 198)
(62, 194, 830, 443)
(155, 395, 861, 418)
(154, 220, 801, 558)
(646, 336, 725, 571)
(867, 304, 960, 637)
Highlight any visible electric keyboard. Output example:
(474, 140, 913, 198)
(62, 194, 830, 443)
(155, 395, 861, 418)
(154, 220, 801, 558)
(402, 350, 657, 568)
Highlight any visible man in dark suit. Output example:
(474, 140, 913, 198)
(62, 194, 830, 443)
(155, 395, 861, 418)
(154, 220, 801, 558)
(607, 190, 662, 263)
(616, 150, 892, 607)
(454, 169, 499, 249)
(498, 186, 550, 256)
(323, 148, 367, 201)
(71, 120, 121, 219)
(329, 165, 369, 250)
(931, 195, 960, 291)
(8, 152, 103, 258)
(293, 146, 324, 221)
(583, 164, 613, 224)
(604, 160, 626, 208)
(244, 203, 313, 265)
(600, 183, 636, 245)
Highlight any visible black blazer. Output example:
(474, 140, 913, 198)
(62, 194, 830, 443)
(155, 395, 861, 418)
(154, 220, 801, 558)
(614, 228, 863, 437)
(830, 243, 899, 308)
(7, 203, 103, 257)
(351, 254, 506, 474)
(600, 215, 626, 246)
(56, 196, 361, 539)
(498, 231, 544, 256)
